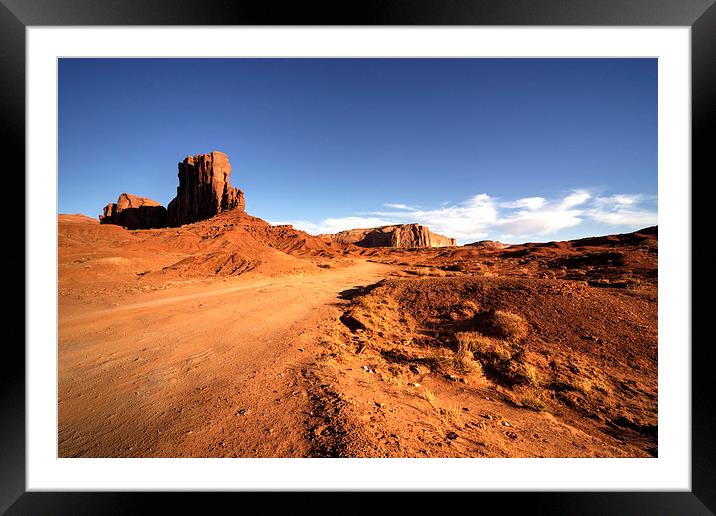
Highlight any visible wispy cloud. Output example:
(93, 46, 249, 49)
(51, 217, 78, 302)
(384, 203, 418, 211)
(270, 189, 656, 244)
(588, 194, 658, 227)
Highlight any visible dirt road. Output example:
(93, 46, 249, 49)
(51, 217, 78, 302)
(58, 260, 394, 457)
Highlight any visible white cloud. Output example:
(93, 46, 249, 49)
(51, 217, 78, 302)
(500, 197, 546, 210)
(274, 189, 657, 244)
(384, 203, 418, 211)
(318, 216, 397, 234)
(496, 208, 584, 239)
(560, 190, 591, 209)
(588, 194, 657, 227)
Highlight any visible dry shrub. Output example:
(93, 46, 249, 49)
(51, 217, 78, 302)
(418, 387, 436, 405)
(554, 374, 611, 396)
(454, 300, 480, 319)
(455, 332, 512, 362)
(520, 393, 548, 412)
(455, 331, 538, 387)
(505, 359, 539, 386)
(428, 345, 482, 377)
(430, 348, 455, 374)
(455, 337, 483, 376)
(489, 310, 529, 341)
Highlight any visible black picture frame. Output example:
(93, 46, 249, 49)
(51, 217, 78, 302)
(1, 0, 711, 513)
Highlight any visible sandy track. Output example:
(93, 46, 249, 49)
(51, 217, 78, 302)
(58, 260, 394, 457)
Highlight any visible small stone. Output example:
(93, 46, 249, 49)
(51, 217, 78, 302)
(410, 364, 421, 374)
(502, 421, 511, 427)
(413, 383, 421, 388)
(446, 432, 459, 440)
(298, 348, 305, 352)
(506, 431, 518, 439)
(462, 407, 470, 412)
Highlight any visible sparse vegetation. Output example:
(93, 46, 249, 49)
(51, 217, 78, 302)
(415, 386, 437, 407)
(477, 309, 529, 341)
(519, 394, 548, 412)
(455, 331, 538, 386)
(455, 337, 484, 376)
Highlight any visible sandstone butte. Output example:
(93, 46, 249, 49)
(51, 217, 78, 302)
(465, 239, 509, 250)
(99, 193, 168, 230)
(320, 223, 457, 248)
(98, 151, 245, 229)
(167, 151, 245, 227)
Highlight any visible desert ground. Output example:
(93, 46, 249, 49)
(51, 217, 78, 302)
(58, 209, 657, 458)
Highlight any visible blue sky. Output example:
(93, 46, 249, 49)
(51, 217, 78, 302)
(59, 58, 657, 244)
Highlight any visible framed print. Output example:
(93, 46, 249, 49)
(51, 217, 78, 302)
(2, 0, 712, 513)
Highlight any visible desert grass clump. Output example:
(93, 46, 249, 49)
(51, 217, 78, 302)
(489, 310, 529, 341)
(454, 337, 484, 376)
(429, 348, 456, 374)
(455, 332, 512, 362)
(504, 358, 539, 386)
(454, 331, 539, 387)
(418, 387, 436, 406)
(520, 394, 548, 412)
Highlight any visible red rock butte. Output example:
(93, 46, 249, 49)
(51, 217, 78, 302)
(99, 193, 167, 230)
(321, 223, 456, 248)
(167, 151, 245, 227)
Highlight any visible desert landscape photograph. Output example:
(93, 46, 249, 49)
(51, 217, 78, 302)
(58, 58, 658, 458)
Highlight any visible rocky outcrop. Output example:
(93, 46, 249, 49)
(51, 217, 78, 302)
(167, 151, 245, 227)
(99, 193, 167, 229)
(465, 240, 508, 250)
(321, 224, 456, 248)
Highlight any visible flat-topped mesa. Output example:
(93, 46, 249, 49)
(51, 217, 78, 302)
(99, 193, 167, 229)
(167, 151, 245, 227)
(321, 223, 456, 248)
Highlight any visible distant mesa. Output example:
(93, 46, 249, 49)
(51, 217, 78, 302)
(98, 150, 245, 230)
(465, 240, 509, 250)
(167, 151, 245, 227)
(321, 224, 456, 248)
(99, 193, 168, 230)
